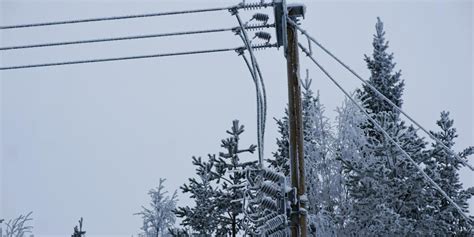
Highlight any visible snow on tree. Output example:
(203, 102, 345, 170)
(71, 217, 86, 237)
(4, 212, 33, 237)
(176, 120, 257, 236)
(268, 75, 347, 236)
(211, 120, 258, 236)
(136, 178, 178, 237)
(174, 156, 222, 235)
(423, 111, 474, 235)
(358, 17, 404, 115)
(342, 17, 431, 235)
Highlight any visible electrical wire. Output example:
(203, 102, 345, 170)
(288, 18, 474, 172)
(0, 44, 276, 71)
(0, 24, 275, 51)
(233, 9, 267, 167)
(0, 2, 273, 30)
(299, 43, 473, 226)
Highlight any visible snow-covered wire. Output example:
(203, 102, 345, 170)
(288, 18, 474, 172)
(240, 52, 264, 168)
(233, 9, 267, 166)
(0, 44, 276, 71)
(299, 43, 474, 226)
(0, 2, 274, 30)
(0, 24, 274, 51)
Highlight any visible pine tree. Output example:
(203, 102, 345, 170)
(423, 111, 474, 235)
(136, 179, 178, 237)
(71, 217, 86, 237)
(175, 120, 257, 236)
(175, 156, 222, 235)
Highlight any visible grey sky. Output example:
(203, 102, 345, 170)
(1, 0, 472, 236)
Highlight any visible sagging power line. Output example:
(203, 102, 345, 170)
(0, 2, 273, 30)
(0, 24, 274, 51)
(0, 44, 277, 71)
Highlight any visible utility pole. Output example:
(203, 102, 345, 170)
(285, 4, 307, 237)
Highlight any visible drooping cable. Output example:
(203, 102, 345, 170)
(0, 44, 276, 71)
(239, 50, 264, 169)
(0, 24, 275, 51)
(299, 43, 473, 226)
(0, 2, 273, 30)
(232, 8, 267, 166)
(287, 18, 474, 171)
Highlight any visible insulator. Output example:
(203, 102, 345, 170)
(257, 214, 286, 234)
(251, 43, 277, 51)
(246, 23, 274, 31)
(239, 2, 272, 10)
(252, 13, 269, 24)
(261, 196, 278, 211)
(254, 31, 272, 42)
(260, 181, 281, 198)
(262, 168, 285, 183)
(268, 229, 288, 237)
(256, 212, 278, 225)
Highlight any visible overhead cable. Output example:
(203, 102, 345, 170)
(233, 9, 268, 166)
(288, 18, 474, 171)
(0, 2, 273, 30)
(299, 43, 473, 226)
(0, 44, 276, 71)
(0, 24, 275, 51)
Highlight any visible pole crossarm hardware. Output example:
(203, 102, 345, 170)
(299, 43, 474, 227)
(0, 44, 276, 71)
(0, 2, 274, 30)
(287, 18, 474, 172)
(0, 24, 275, 51)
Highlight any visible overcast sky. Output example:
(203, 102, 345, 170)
(1, 0, 473, 236)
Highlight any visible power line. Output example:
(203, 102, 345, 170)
(0, 44, 276, 71)
(0, 24, 274, 51)
(288, 18, 474, 172)
(233, 9, 268, 166)
(299, 43, 473, 227)
(0, 2, 273, 30)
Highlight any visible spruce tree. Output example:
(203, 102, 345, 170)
(423, 111, 474, 235)
(343, 17, 430, 235)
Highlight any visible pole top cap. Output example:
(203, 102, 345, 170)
(287, 3, 306, 19)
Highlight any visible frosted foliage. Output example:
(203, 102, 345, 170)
(176, 120, 257, 236)
(4, 212, 33, 237)
(422, 111, 474, 235)
(136, 179, 178, 237)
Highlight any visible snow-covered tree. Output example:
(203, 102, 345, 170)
(423, 111, 474, 235)
(342, 17, 430, 235)
(4, 212, 33, 237)
(269, 75, 347, 236)
(71, 217, 86, 237)
(136, 178, 178, 237)
(358, 17, 404, 116)
(176, 120, 257, 236)
(175, 156, 222, 235)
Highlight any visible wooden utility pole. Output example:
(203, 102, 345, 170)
(286, 5, 307, 237)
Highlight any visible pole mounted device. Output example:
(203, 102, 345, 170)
(274, 1, 307, 236)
